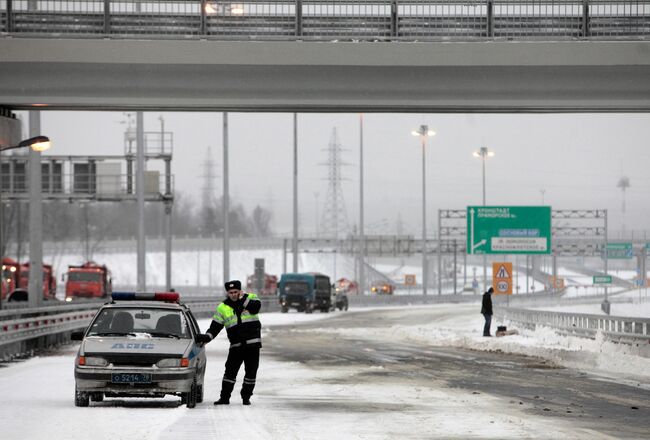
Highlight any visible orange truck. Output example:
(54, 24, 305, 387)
(18, 262, 57, 300)
(336, 278, 359, 295)
(370, 282, 394, 295)
(65, 262, 112, 301)
(1, 257, 20, 301)
(246, 273, 278, 296)
(2, 258, 57, 302)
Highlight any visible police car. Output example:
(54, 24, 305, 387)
(71, 292, 210, 408)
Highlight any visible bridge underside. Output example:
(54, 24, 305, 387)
(2, 39, 650, 112)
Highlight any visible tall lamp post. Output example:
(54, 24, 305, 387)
(473, 146, 494, 292)
(411, 125, 435, 295)
(0, 136, 51, 310)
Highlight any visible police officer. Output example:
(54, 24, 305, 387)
(205, 280, 262, 405)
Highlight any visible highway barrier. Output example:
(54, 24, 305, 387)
(2, 293, 648, 359)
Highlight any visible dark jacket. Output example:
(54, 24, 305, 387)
(481, 291, 493, 315)
(207, 293, 262, 348)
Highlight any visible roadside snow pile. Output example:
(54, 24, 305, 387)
(310, 304, 650, 384)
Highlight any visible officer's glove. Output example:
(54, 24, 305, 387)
(196, 334, 213, 344)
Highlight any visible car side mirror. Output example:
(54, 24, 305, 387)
(70, 330, 84, 341)
(195, 334, 212, 344)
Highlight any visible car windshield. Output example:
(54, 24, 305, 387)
(283, 281, 310, 294)
(86, 307, 191, 339)
(69, 271, 102, 282)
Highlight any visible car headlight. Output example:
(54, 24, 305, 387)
(157, 358, 189, 368)
(80, 356, 108, 367)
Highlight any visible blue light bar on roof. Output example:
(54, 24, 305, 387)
(111, 292, 179, 302)
(111, 292, 136, 301)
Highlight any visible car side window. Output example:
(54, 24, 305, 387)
(186, 310, 201, 336)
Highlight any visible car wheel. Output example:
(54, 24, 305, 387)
(75, 387, 90, 407)
(186, 378, 198, 408)
(196, 384, 204, 403)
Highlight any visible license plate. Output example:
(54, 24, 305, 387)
(111, 373, 152, 384)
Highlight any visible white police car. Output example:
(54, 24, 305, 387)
(72, 292, 210, 408)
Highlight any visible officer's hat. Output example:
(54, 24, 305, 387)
(224, 280, 241, 291)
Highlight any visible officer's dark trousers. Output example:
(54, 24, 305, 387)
(482, 313, 492, 336)
(220, 345, 260, 401)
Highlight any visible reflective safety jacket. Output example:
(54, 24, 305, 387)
(207, 293, 262, 348)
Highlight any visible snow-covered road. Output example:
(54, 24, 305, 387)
(1, 305, 648, 439)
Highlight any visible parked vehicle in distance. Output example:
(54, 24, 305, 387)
(18, 262, 57, 300)
(71, 291, 210, 408)
(331, 286, 349, 311)
(336, 277, 359, 295)
(1, 257, 20, 301)
(246, 273, 278, 296)
(278, 272, 332, 313)
(2, 258, 57, 302)
(370, 283, 394, 295)
(65, 261, 112, 301)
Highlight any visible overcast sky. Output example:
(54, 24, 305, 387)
(18, 111, 650, 237)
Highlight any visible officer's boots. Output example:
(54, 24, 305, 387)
(214, 379, 235, 405)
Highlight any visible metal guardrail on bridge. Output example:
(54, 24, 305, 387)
(3, 293, 649, 359)
(1, 1, 649, 41)
(496, 306, 650, 343)
(0, 295, 278, 358)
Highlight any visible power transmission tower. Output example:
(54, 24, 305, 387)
(201, 146, 219, 209)
(320, 128, 350, 239)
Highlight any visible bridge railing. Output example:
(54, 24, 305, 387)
(0, 295, 278, 358)
(1, 0, 649, 40)
(495, 306, 650, 342)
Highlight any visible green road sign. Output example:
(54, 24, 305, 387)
(466, 206, 551, 255)
(605, 243, 633, 259)
(646, 243, 650, 255)
(593, 275, 613, 284)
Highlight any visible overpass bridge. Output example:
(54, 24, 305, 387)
(1, 0, 650, 112)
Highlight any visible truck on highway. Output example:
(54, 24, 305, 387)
(65, 262, 112, 301)
(246, 273, 278, 296)
(278, 272, 332, 313)
(1, 257, 20, 301)
(18, 262, 57, 300)
(370, 282, 394, 295)
(1, 258, 57, 302)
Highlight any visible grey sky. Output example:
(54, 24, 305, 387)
(20, 111, 650, 236)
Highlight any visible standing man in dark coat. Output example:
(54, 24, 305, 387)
(205, 280, 262, 406)
(481, 287, 494, 336)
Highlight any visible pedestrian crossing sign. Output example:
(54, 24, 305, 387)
(492, 262, 513, 294)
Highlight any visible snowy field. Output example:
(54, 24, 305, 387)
(1, 304, 649, 439)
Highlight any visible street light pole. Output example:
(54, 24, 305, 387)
(223, 112, 230, 283)
(473, 146, 494, 293)
(412, 125, 435, 295)
(292, 113, 298, 272)
(0, 133, 51, 310)
(359, 113, 365, 295)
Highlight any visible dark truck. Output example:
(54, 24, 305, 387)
(278, 272, 332, 313)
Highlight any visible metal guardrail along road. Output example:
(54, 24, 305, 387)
(3, 294, 649, 359)
(1, 1, 649, 41)
(496, 306, 650, 343)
